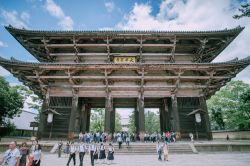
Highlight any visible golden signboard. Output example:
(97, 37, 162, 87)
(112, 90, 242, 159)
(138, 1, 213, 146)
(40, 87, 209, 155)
(113, 56, 136, 63)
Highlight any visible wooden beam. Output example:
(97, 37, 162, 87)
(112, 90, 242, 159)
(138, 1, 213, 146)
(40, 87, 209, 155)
(170, 36, 176, 63)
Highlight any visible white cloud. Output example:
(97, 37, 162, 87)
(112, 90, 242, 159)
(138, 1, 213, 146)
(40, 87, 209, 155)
(114, 0, 250, 84)
(44, 0, 74, 30)
(0, 41, 8, 47)
(0, 66, 11, 76)
(20, 11, 30, 23)
(0, 9, 28, 29)
(105, 1, 115, 12)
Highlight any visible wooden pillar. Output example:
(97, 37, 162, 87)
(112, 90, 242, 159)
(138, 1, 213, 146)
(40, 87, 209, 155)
(110, 109, 116, 133)
(80, 102, 89, 133)
(68, 88, 79, 140)
(164, 98, 170, 131)
(199, 96, 213, 140)
(134, 108, 139, 135)
(38, 88, 50, 139)
(137, 93, 145, 141)
(159, 108, 164, 133)
(105, 95, 113, 133)
(160, 107, 166, 132)
(86, 105, 91, 132)
(171, 94, 181, 139)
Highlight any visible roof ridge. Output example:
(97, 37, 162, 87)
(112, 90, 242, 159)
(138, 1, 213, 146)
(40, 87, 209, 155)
(4, 25, 245, 34)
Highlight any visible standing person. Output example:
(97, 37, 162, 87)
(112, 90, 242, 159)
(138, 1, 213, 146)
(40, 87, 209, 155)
(126, 135, 130, 148)
(89, 141, 97, 166)
(163, 142, 169, 161)
(107, 143, 114, 164)
(19, 142, 29, 166)
(156, 141, 162, 161)
(98, 143, 106, 164)
(0, 142, 20, 166)
(66, 142, 76, 166)
(32, 144, 42, 166)
(57, 140, 63, 158)
(78, 141, 87, 166)
(79, 132, 83, 141)
(117, 136, 122, 149)
(64, 141, 70, 157)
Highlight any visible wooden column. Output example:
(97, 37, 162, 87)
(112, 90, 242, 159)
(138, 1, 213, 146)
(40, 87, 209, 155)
(160, 107, 166, 132)
(159, 108, 164, 133)
(110, 108, 116, 133)
(171, 94, 181, 139)
(164, 98, 170, 131)
(86, 105, 91, 132)
(68, 88, 79, 140)
(134, 108, 139, 135)
(38, 88, 50, 139)
(199, 96, 213, 140)
(137, 93, 145, 141)
(105, 94, 113, 133)
(80, 102, 89, 133)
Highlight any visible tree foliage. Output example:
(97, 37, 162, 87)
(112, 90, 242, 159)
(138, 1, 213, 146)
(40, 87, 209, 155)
(128, 110, 160, 134)
(15, 85, 42, 122)
(207, 80, 250, 130)
(0, 76, 24, 125)
(145, 110, 160, 134)
(90, 108, 122, 132)
(233, 3, 250, 19)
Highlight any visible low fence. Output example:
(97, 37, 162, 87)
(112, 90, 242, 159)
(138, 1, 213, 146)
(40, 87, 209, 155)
(212, 130, 250, 140)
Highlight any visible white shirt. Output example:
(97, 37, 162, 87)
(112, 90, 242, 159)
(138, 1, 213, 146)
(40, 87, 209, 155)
(2, 148, 20, 166)
(32, 150, 41, 161)
(100, 145, 105, 151)
(108, 146, 114, 152)
(79, 144, 86, 152)
(70, 145, 76, 153)
(89, 144, 97, 152)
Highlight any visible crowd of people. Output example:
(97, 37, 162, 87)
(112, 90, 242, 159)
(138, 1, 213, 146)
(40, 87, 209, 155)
(0, 140, 42, 166)
(77, 131, 177, 144)
(63, 140, 114, 166)
(0, 131, 176, 166)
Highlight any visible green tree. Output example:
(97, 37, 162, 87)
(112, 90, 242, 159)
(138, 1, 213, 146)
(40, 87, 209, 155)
(90, 108, 104, 132)
(211, 108, 225, 130)
(89, 108, 122, 132)
(207, 80, 250, 130)
(145, 110, 160, 134)
(115, 112, 122, 132)
(127, 110, 161, 134)
(127, 111, 136, 133)
(233, 3, 250, 19)
(0, 76, 24, 137)
(15, 85, 42, 122)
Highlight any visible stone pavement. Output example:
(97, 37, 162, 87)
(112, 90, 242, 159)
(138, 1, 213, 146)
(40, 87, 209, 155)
(35, 152, 250, 166)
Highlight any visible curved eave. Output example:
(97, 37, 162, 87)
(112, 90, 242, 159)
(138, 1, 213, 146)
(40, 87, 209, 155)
(5, 25, 244, 36)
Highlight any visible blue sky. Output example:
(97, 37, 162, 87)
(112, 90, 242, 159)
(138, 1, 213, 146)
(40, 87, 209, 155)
(0, 0, 250, 86)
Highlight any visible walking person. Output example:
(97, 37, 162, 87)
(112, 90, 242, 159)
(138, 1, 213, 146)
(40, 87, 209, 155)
(156, 141, 162, 161)
(67, 142, 76, 166)
(78, 141, 87, 166)
(32, 144, 42, 166)
(117, 136, 122, 149)
(163, 142, 169, 161)
(126, 135, 130, 148)
(0, 142, 20, 166)
(98, 143, 106, 164)
(57, 140, 63, 158)
(107, 143, 114, 164)
(89, 141, 97, 166)
(19, 142, 29, 166)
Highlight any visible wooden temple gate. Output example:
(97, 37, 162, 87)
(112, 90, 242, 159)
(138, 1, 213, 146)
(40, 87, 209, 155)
(1, 25, 249, 140)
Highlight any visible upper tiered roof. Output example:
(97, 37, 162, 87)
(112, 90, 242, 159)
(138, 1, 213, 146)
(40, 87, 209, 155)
(5, 25, 244, 63)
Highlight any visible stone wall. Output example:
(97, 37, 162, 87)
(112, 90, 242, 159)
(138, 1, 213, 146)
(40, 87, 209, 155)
(212, 130, 250, 140)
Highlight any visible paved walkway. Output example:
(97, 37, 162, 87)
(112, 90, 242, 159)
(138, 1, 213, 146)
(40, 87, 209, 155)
(31, 152, 250, 166)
